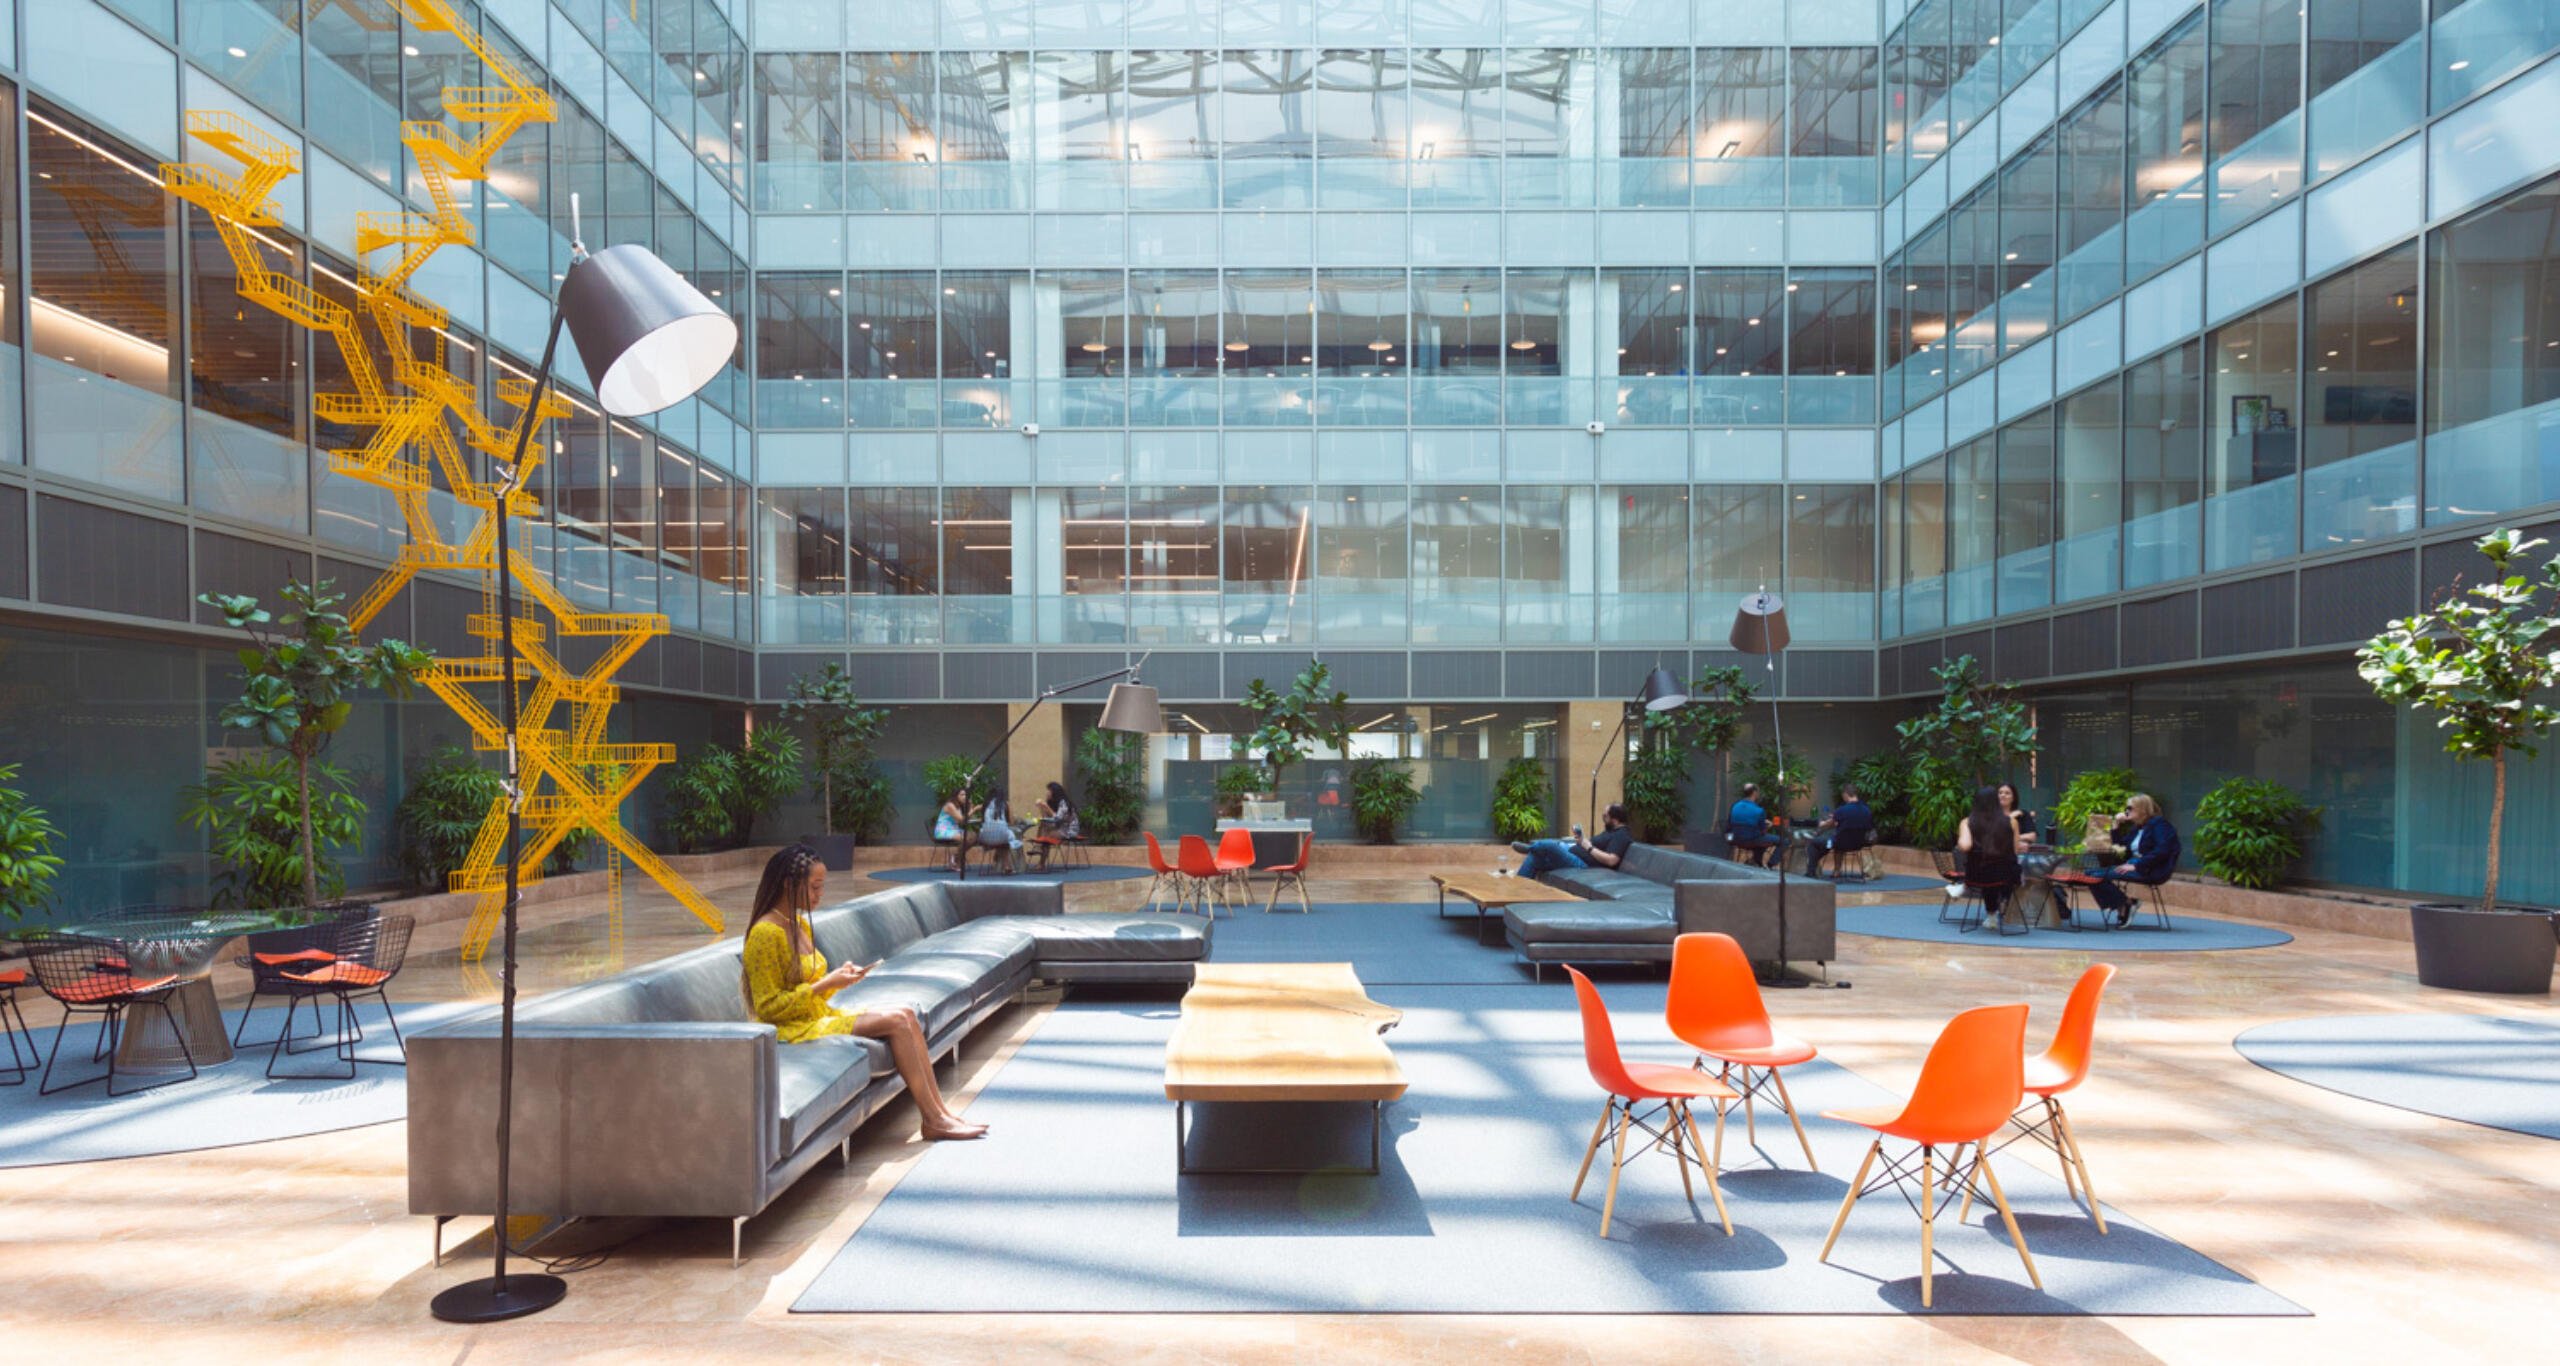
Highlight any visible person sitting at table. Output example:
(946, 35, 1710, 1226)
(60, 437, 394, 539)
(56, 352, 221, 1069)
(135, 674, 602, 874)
(1511, 803, 1636, 878)
(1726, 783, 1781, 867)
(934, 787, 975, 874)
(977, 791, 1023, 872)
(1804, 785, 1876, 878)
(1027, 781, 1078, 868)
(741, 844, 985, 1141)
(1955, 784, 2023, 926)
(1996, 782, 2038, 850)
(2090, 793, 2180, 927)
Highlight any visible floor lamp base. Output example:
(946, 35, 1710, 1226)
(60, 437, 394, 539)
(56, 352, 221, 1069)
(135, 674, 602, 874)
(430, 1272, 568, 1323)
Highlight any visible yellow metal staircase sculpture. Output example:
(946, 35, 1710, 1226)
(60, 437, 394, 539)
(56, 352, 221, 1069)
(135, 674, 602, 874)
(161, 0, 724, 962)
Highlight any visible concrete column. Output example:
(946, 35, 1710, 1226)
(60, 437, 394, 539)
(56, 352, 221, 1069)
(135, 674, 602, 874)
(1560, 699, 1629, 832)
(1005, 701, 1066, 815)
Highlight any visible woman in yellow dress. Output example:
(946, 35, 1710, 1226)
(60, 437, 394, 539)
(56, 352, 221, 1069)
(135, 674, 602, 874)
(741, 845, 987, 1141)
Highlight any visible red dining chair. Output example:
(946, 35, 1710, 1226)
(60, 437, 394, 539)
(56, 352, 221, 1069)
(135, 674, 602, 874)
(1264, 832, 1312, 913)
(1142, 833, 1185, 912)
(1665, 932, 1821, 1171)
(1214, 828, 1257, 906)
(1176, 834, 1228, 917)
(1968, 964, 2118, 1233)
(1565, 966, 1737, 1239)
(1818, 1003, 2040, 1308)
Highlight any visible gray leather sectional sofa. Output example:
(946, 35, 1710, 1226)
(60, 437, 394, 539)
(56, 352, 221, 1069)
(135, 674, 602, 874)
(407, 878, 1208, 1263)
(1504, 842, 1836, 975)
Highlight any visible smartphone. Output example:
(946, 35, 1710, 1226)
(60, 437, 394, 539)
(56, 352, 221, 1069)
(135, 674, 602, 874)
(1571, 824, 1584, 839)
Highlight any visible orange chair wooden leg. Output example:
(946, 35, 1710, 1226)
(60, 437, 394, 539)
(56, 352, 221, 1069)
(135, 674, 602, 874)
(2054, 1100, 2108, 1234)
(1920, 1144, 1938, 1309)
(1771, 1067, 1818, 1172)
(1684, 1102, 1734, 1236)
(1571, 1097, 1611, 1201)
(1599, 1099, 1630, 1237)
(1668, 1101, 1696, 1203)
(1980, 1150, 2042, 1290)
(1820, 1138, 1881, 1262)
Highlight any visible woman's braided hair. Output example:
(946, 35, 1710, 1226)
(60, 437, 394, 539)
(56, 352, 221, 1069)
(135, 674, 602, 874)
(747, 842, 822, 986)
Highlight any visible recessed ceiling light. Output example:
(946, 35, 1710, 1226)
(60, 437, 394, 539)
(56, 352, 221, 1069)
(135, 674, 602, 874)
(227, 46, 248, 58)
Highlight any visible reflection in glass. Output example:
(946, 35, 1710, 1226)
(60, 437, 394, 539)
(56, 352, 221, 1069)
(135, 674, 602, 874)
(2205, 296, 2301, 569)
(2304, 245, 2418, 547)
(2124, 340, 2204, 587)
(2424, 174, 2560, 521)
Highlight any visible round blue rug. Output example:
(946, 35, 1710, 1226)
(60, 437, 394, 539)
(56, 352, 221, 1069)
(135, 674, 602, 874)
(0, 1000, 474, 1167)
(2236, 1013, 2560, 1141)
(1837, 902, 2292, 951)
(868, 863, 1149, 885)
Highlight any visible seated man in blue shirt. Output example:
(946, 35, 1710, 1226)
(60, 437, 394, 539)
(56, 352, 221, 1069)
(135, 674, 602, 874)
(1726, 783, 1780, 866)
(1805, 785, 1876, 877)
(1511, 803, 1636, 879)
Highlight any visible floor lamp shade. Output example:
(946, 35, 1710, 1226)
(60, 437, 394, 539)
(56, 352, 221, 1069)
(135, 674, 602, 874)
(1639, 664, 1688, 711)
(1097, 681, 1164, 734)
(561, 243, 739, 417)
(1729, 591, 1791, 655)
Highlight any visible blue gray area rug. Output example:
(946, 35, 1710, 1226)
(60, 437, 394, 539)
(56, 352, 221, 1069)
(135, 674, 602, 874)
(796, 981, 2299, 1316)
(868, 863, 1149, 885)
(1838, 903, 2292, 951)
(2235, 1013, 2560, 1141)
(0, 1000, 471, 1167)
(1201, 901, 1547, 986)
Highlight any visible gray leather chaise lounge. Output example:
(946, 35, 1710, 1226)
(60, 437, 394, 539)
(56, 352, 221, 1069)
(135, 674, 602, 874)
(1503, 842, 1836, 977)
(408, 878, 1208, 1263)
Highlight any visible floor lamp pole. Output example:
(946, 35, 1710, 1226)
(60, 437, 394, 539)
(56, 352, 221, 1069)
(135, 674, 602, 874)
(1765, 656, 1808, 989)
(1586, 706, 1630, 835)
(953, 660, 1145, 881)
(431, 301, 571, 1322)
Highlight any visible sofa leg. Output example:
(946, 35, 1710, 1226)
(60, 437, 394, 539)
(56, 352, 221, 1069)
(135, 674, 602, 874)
(733, 1215, 747, 1268)
(432, 1214, 451, 1268)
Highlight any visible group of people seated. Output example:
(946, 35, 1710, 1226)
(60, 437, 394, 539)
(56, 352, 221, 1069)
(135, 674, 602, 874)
(1723, 783, 1877, 879)
(934, 781, 1082, 874)
(1953, 784, 2181, 928)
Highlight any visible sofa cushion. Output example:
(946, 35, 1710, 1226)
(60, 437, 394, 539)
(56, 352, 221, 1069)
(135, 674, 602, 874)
(1622, 842, 1769, 886)
(637, 947, 760, 1023)
(775, 1035, 886, 1151)
(1012, 913, 1211, 963)
(900, 920, 1040, 982)
(1543, 868, 1664, 902)
(1503, 900, 1677, 945)
(515, 976, 660, 1026)
(830, 931, 1027, 1037)
(809, 884, 942, 966)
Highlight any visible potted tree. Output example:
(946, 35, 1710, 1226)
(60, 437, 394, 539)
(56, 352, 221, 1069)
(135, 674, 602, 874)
(780, 664, 890, 870)
(1665, 665, 1754, 851)
(1350, 760, 1422, 844)
(2358, 528, 2560, 994)
(1241, 661, 1352, 816)
(1893, 655, 2038, 846)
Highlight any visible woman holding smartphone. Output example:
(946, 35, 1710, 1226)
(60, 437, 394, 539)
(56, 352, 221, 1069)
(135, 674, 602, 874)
(740, 844, 987, 1140)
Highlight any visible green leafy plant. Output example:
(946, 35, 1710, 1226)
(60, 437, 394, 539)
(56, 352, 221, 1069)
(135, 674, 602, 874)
(1491, 756, 1553, 844)
(200, 577, 432, 907)
(1832, 752, 1914, 841)
(1213, 761, 1269, 817)
(1895, 655, 2038, 847)
(1350, 761, 1423, 844)
(2357, 527, 2560, 912)
(666, 731, 806, 853)
(1241, 661, 1352, 795)
(1740, 742, 1814, 817)
(393, 746, 504, 892)
(2192, 777, 2321, 890)
(1621, 712, 1691, 843)
(1073, 727, 1146, 843)
(779, 663, 893, 838)
(1668, 665, 1759, 820)
(924, 753, 995, 806)
(0, 763, 65, 922)
(2053, 766, 2144, 853)
(184, 755, 364, 910)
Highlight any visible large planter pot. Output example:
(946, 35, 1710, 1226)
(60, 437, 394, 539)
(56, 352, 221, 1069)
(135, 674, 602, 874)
(2410, 902, 2559, 994)
(803, 832, 858, 872)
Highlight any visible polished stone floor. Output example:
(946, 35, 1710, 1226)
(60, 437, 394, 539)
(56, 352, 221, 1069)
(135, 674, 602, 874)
(4, 860, 2556, 1363)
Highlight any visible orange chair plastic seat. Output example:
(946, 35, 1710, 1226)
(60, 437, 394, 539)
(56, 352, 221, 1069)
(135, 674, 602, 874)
(1697, 1035, 1818, 1069)
(284, 963, 391, 988)
(2022, 1058, 2077, 1095)
(57, 973, 178, 1003)
(1621, 1061, 1741, 1104)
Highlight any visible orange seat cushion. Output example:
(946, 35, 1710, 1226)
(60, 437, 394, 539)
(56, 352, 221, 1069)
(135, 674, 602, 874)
(1697, 1037, 1819, 1069)
(283, 963, 391, 988)
(55, 974, 177, 1003)
(1615, 1061, 1742, 1103)
(253, 948, 338, 966)
(0, 967, 24, 987)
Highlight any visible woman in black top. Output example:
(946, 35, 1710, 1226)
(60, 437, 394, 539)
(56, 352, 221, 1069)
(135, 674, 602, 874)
(1995, 782, 2037, 849)
(1956, 784, 2022, 926)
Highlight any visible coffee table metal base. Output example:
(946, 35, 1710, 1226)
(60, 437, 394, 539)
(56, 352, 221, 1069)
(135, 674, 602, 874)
(1175, 1099, 1384, 1176)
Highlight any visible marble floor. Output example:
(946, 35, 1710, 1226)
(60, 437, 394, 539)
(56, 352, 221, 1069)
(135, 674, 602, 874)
(5, 861, 2557, 1363)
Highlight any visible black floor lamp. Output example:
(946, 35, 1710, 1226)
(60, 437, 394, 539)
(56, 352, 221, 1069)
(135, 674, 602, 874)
(1730, 590, 1809, 987)
(1586, 664, 1688, 833)
(430, 205, 738, 1324)
(952, 654, 1164, 880)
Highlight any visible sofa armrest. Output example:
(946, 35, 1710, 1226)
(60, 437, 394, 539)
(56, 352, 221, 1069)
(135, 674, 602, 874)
(408, 1021, 781, 1221)
(951, 880, 1066, 920)
(1671, 876, 1834, 964)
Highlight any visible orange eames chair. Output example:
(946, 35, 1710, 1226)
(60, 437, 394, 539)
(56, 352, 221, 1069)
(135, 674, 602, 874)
(1969, 964, 2117, 1232)
(1665, 932, 1821, 1171)
(1818, 1003, 2040, 1308)
(1142, 833, 1186, 912)
(1176, 835, 1229, 917)
(1565, 967, 1738, 1239)
(1214, 827, 1257, 907)
(1264, 833, 1312, 913)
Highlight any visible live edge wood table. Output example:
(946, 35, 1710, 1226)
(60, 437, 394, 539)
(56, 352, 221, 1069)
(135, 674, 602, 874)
(1164, 963, 1409, 1175)
(1430, 870, 1586, 944)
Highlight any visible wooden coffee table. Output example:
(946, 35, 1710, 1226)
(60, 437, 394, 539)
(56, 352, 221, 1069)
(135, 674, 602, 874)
(1164, 963, 1408, 1175)
(1431, 870, 1586, 943)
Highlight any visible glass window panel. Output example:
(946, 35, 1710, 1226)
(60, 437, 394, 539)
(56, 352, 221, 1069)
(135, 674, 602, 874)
(1316, 269, 1408, 374)
(2307, 0, 2422, 178)
(1787, 484, 1875, 640)
(549, 102, 608, 276)
(1614, 48, 1691, 157)
(758, 486, 847, 643)
(845, 272, 936, 380)
(1063, 486, 1127, 594)
(2000, 131, 2060, 356)
(2207, 0, 2305, 231)
(1316, 50, 1409, 158)
(1902, 454, 1948, 632)
(756, 53, 844, 212)
(1412, 268, 1502, 422)
(2058, 378, 2123, 601)
(607, 419, 658, 612)
(1222, 483, 1313, 628)
(755, 272, 846, 426)
(1790, 46, 1879, 205)
(1411, 485, 1501, 641)
(602, 137, 653, 252)
(1504, 485, 1578, 640)
(307, 0, 401, 184)
(1903, 218, 1951, 402)
(844, 488, 938, 597)
(1220, 49, 1315, 160)
(1694, 267, 1784, 423)
(1944, 188, 1998, 384)
(1611, 268, 1689, 425)
(2206, 295, 2302, 568)
(2424, 173, 2560, 522)
(846, 53, 935, 209)
(1036, 51, 1126, 161)
(1997, 411, 2056, 613)
(2057, 79, 2129, 318)
(1223, 270, 1315, 374)
(1898, 0, 1953, 182)
(1694, 483, 1785, 608)
(2125, 13, 2208, 281)
(2303, 244, 2418, 546)
(1129, 50, 1218, 161)
(1694, 47, 1784, 206)
(940, 486, 1018, 596)
(1132, 269, 1222, 376)
(187, 1, 301, 122)
(185, 215, 301, 442)
(1316, 484, 1406, 641)
(937, 52, 1030, 209)
(2124, 339, 2205, 586)
(1406, 48, 1503, 158)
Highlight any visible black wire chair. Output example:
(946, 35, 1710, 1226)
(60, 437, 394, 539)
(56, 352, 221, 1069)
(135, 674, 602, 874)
(232, 902, 376, 1049)
(266, 913, 414, 1079)
(23, 932, 196, 1096)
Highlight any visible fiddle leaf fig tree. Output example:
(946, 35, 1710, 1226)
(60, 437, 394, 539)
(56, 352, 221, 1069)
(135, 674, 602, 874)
(780, 662, 891, 838)
(2356, 528, 2560, 913)
(1241, 661, 1352, 797)
(201, 577, 433, 908)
